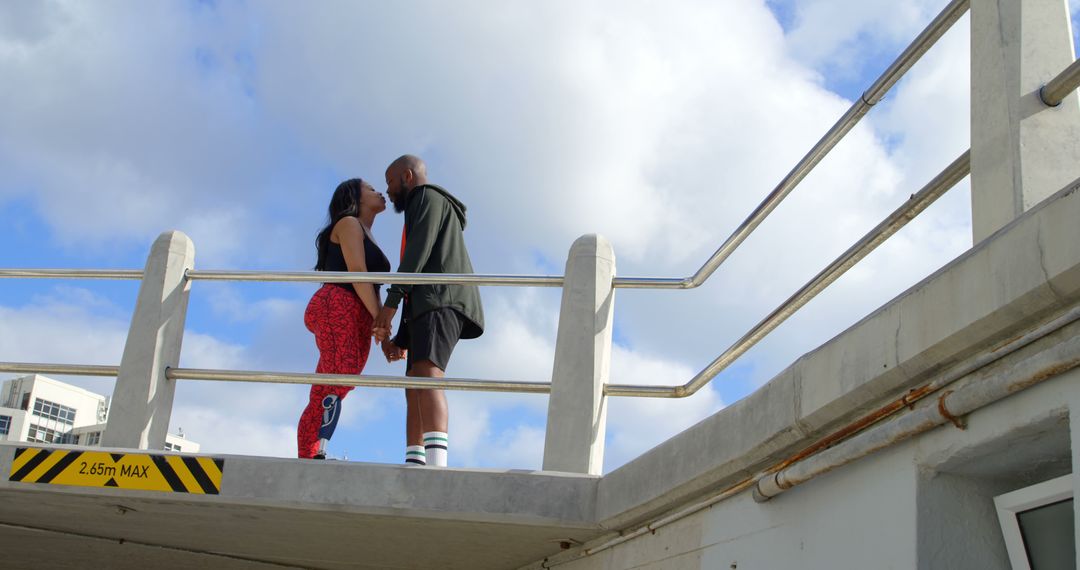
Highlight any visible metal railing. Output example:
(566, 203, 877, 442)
(3, 0, 1079, 405)
(614, 0, 970, 291)
(608, 150, 972, 398)
(1040, 57, 1080, 107)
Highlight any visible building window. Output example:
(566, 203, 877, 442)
(32, 398, 77, 425)
(26, 424, 61, 443)
(0, 415, 10, 435)
(994, 473, 1075, 570)
(84, 432, 101, 446)
(164, 442, 180, 452)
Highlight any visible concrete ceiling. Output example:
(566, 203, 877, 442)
(0, 488, 604, 569)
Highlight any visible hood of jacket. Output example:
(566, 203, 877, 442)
(408, 184, 468, 230)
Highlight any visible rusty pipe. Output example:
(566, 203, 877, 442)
(754, 315, 1080, 502)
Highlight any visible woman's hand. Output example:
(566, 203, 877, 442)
(381, 339, 406, 363)
(373, 305, 397, 341)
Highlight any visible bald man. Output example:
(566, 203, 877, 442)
(374, 155, 484, 467)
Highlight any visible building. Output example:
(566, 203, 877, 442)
(0, 374, 198, 453)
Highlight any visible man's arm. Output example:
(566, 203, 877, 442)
(383, 188, 446, 310)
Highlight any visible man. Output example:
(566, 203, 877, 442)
(373, 155, 484, 467)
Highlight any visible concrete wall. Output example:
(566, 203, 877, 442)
(552, 366, 1078, 570)
(596, 178, 1080, 531)
(0, 408, 28, 442)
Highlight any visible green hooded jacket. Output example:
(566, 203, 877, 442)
(384, 184, 485, 339)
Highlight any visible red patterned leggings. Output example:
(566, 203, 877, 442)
(297, 284, 373, 459)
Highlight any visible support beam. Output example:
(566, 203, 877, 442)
(543, 235, 615, 475)
(970, 0, 1080, 243)
(102, 231, 194, 450)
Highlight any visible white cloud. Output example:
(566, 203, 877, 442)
(776, 0, 942, 81)
(604, 346, 724, 471)
(0, 286, 304, 457)
(0, 288, 128, 376)
(0, 0, 984, 472)
(169, 404, 295, 458)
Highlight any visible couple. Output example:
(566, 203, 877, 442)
(297, 155, 484, 466)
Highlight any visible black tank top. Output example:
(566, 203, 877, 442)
(323, 235, 391, 297)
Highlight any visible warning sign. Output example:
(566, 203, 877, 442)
(8, 448, 224, 494)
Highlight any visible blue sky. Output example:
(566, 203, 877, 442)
(1, 1, 1078, 471)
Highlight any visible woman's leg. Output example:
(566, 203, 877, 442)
(298, 287, 370, 458)
(299, 383, 353, 459)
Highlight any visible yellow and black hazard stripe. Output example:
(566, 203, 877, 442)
(9, 448, 224, 495)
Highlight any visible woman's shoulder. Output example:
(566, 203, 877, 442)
(330, 216, 362, 242)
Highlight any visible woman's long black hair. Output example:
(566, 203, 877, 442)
(314, 178, 365, 271)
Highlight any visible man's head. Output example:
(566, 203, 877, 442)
(385, 154, 428, 213)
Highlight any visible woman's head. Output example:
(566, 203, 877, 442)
(326, 178, 386, 221)
(315, 178, 387, 269)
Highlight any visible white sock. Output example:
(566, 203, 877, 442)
(405, 445, 426, 466)
(423, 431, 448, 467)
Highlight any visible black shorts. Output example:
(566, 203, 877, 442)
(400, 307, 465, 373)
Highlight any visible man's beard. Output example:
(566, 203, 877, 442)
(392, 182, 409, 213)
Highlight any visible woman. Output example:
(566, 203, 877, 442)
(298, 178, 391, 459)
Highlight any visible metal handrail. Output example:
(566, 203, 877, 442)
(0, 152, 972, 398)
(0, 269, 143, 280)
(1040, 57, 1080, 107)
(607, 150, 972, 398)
(616, 0, 970, 290)
(6, 149, 966, 396)
(0, 361, 551, 394)
(166, 367, 551, 393)
(186, 269, 564, 287)
(0, 154, 975, 398)
(0, 362, 120, 377)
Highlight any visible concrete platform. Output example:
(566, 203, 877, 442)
(0, 449, 602, 569)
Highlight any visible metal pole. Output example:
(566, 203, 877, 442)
(607, 151, 972, 398)
(186, 269, 564, 287)
(0, 362, 120, 377)
(1039, 58, 1080, 107)
(612, 277, 691, 289)
(0, 269, 143, 280)
(167, 367, 551, 394)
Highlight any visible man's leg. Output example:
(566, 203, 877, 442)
(404, 387, 426, 465)
(409, 359, 449, 466)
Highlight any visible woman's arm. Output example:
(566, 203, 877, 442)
(333, 217, 381, 319)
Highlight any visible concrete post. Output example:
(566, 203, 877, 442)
(1071, 394, 1080, 570)
(102, 231, 194, 450)
(970, 0, 1080, 244)
(542, 235, 615, 475)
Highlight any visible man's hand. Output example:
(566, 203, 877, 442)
(381, 340, 406, 363)
(373, 306, 397, 342)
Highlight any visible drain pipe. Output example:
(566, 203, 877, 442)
(754, 312, 1080, 502)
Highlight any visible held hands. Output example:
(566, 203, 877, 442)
(373, 306, 403, 362)
(372, 306, 397, 342)
(381, 340, 406, 363)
